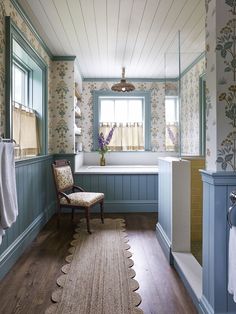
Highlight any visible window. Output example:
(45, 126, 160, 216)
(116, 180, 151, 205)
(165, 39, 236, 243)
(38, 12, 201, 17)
(165, 96, 179, 151)
(93, 91, 151, 151)
(5, 17, 47, 159)
(99, 97, 144, 151)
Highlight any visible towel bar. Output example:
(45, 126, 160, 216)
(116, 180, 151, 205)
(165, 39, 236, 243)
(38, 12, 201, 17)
(0, 138, 20, 147)
(228, 191, 236, 228)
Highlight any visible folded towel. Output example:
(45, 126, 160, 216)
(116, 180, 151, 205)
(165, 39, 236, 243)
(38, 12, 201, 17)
(0, 143, 18, 243)
(228, 226, 236, 302)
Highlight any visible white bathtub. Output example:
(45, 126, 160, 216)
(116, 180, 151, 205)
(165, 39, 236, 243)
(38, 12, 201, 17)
(76, 165, 158, 174)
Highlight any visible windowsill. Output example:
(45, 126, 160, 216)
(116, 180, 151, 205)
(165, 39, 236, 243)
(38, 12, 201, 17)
(15, 154, 52, 165)
(75, 151, 179, 172)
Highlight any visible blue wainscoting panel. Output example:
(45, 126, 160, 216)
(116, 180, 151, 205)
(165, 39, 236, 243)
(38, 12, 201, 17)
(0, 155, 56, 280)
(200, 171, 236, 314)
(74, 173, 158, 212)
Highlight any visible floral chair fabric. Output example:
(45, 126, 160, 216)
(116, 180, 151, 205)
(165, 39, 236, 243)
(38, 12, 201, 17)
(54, 165, 74, 190)
(60, 192, 104, 208)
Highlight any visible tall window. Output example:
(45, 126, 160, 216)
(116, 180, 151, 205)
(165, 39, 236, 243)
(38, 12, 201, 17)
(6, 17, 47, 159)
(99, 97, 144, 151)
(165, 96, 179, 151)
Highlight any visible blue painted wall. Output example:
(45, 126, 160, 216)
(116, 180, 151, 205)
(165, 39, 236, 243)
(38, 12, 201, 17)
(74, 173, 158, 212)
(0, 155, 55, 279)
(200, 171, 236, 314)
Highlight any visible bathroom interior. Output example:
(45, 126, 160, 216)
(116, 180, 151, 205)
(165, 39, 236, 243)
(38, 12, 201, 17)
(0, 1, 236, 313)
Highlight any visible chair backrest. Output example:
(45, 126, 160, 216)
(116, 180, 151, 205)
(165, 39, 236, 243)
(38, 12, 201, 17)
(52, 160, 74, 192)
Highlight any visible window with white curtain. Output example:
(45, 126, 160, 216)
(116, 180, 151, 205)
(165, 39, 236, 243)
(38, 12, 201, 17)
(165, 96, 179, 151)
(99, 97, 144, 151)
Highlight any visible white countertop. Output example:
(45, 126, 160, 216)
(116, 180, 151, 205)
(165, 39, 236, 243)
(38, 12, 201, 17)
(75, 165, 159, 174)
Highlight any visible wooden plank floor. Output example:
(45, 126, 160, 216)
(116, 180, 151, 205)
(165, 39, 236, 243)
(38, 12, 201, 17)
(0, 213, 197, 314)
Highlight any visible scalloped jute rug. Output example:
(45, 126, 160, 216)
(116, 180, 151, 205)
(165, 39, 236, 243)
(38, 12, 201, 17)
(45, 218, 143, 314)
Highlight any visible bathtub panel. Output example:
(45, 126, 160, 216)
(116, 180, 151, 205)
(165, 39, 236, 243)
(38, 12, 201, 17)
(114, 176, 123, 200)
(74, 173, 158, 212)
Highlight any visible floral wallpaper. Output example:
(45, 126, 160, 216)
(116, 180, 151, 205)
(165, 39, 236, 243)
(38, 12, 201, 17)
(181, 57, 206, 155)
(206, 0, 236, 171)
(48, 61, 75, 154)
(0, 0, 76, 154)
(81, 81, 177, 152)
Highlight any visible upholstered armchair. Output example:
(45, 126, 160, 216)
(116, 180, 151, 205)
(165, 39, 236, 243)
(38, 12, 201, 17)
(52, 159, 104, 233)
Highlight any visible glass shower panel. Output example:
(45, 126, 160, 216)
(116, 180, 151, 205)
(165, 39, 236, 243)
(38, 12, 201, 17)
(164, 33, 180, 155)
(180, 48, 205, 266)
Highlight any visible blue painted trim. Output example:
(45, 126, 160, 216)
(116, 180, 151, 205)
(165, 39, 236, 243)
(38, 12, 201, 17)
(200, 170, 236, 185)
(156, 222, 173, 264)
(62, 201, 158, 213)
(92, 90, 151, 151)
(199, 296, 214, 314)
(181, 52, 206, 78)
(11, 0, 53, 59)
(83, 77, 178, 82)
(5, 17, 12, 139)
(200, 170, 236, 313)
(52, 56, 76, 61)
(0, 202, 55, 280)
(199, 73, 206, 156)
(15, 154, 53, 166)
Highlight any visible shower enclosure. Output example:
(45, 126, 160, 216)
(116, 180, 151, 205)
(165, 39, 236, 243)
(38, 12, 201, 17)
(164, 31, 206, 266)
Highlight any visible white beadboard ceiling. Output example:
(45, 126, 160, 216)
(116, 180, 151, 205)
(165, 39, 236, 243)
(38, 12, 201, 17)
(18, 0, 205, 79)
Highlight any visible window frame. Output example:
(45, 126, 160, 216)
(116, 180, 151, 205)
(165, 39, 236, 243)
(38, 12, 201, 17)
(93, 90, 151, 151)
(199, 73, 206, 156)
(5, 16, 48, 156)
(12, 59, 31, 107)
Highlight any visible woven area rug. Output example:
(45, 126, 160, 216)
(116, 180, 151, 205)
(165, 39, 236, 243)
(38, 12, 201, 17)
(46, 218, 143, 314)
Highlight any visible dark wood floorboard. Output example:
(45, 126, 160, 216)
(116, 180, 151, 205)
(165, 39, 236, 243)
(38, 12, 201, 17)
(0, 213, 197, 314)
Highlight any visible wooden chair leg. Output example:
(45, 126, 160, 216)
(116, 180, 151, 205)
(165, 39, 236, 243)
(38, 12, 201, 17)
(57, 205, 61, 228)
(100, 200, 104, 224)
(85, 207, 91, 234)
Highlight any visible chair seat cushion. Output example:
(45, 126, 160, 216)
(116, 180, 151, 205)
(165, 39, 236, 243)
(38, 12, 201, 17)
(60, 192, 104, 207)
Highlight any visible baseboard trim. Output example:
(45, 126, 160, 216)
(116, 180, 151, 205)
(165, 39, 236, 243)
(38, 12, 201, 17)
(172, 252, 202, 310)
(0, 202, 56, 280)
(62, 201, 158, 213)
(156, 222, 173, 264)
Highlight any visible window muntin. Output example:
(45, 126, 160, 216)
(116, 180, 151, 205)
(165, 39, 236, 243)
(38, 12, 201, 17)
(165, 96, 179, 152)
(99, 97, 144, 151)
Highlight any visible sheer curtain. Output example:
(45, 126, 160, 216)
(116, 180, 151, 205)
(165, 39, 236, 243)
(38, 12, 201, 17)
(99, 122, 144, 151)
(13, 103, 40, 158)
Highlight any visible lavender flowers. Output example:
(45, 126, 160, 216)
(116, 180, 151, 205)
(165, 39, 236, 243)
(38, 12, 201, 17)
(98, 126, 115, 154)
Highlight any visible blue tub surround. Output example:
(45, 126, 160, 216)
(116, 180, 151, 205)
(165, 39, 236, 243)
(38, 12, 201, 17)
(199, 171, 236, 314)
(75, 165, 158, 212)
(0, 155, 55, 280)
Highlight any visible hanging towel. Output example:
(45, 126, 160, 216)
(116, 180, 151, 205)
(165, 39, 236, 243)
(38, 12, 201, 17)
(0, 227, 5, 245)
(228, 226, 236, 302)
(0, 143, 18, 244)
